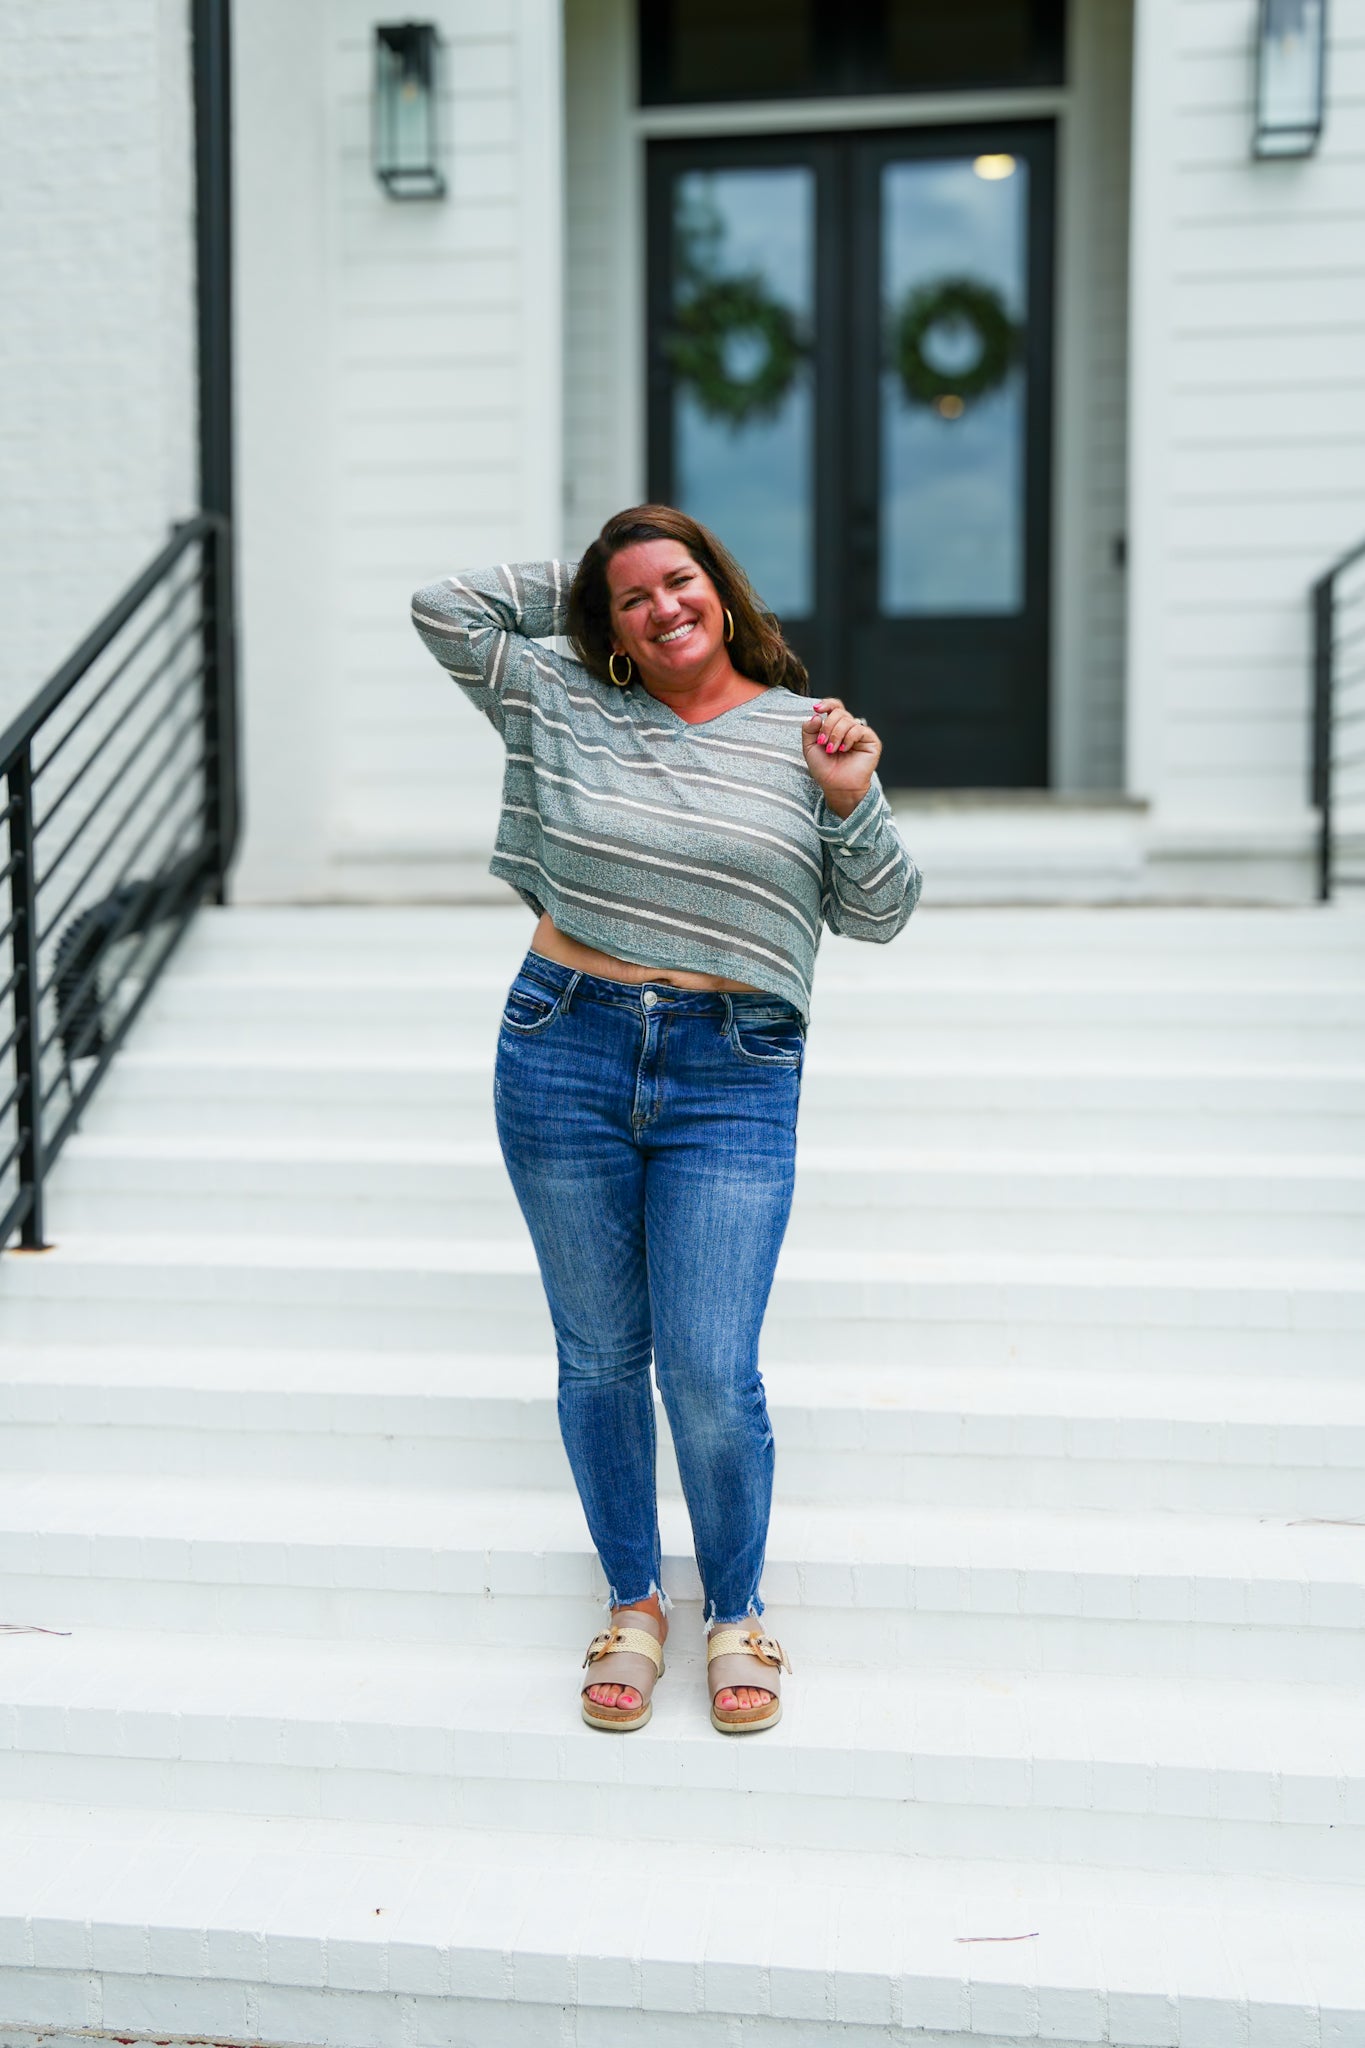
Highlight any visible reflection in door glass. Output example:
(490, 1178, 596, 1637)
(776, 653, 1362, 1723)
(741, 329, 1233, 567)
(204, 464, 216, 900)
(670, 168, 814, 616)
(881, 155, 1028, 616)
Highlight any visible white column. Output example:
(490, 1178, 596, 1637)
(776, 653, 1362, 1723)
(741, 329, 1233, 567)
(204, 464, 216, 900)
(231, 0, 339, 901)
(1123, 0, 1177, 808)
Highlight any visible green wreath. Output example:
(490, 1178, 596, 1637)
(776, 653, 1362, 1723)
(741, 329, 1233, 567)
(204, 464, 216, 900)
(893, 277, 1019, 410)
(666, 275, 805, 429)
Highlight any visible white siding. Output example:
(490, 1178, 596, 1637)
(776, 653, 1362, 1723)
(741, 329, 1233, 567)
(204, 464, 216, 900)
(1127, 0, 1365, 857)
(233, 0, 564, 900)
(0, 0, 197, 725)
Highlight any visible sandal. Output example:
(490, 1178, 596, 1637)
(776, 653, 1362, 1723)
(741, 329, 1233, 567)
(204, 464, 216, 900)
(707, 1626, 791, 1735)
(580, 1611, 665, 1732)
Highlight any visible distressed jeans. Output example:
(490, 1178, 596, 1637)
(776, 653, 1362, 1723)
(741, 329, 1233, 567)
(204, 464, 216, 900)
(493, 950, 802, 1625)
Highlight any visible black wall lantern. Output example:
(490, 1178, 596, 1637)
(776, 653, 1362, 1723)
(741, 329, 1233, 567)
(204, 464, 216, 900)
(1254, 0, 1327, 157)
(374, 22, 446, 199)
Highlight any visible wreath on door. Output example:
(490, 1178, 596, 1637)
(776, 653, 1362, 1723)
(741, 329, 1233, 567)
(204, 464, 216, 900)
(666, 274, 807, 430)
(893, 277, 1020, 410)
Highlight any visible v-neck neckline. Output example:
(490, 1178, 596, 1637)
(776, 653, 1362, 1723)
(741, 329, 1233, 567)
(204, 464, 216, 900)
(633, 683, 778, 732)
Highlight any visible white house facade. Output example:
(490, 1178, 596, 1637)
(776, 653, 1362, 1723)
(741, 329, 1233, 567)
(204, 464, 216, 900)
(5, 9, 1365, 2037)
(3, 0, 1363, 904)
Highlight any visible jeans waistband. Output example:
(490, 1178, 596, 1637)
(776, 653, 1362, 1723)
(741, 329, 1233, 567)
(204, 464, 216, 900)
(515, 949, 803, 1026)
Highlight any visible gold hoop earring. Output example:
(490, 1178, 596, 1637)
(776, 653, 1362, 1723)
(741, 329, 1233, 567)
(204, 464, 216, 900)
(724, 608, 735, 644)
(608, 650, 633, 686)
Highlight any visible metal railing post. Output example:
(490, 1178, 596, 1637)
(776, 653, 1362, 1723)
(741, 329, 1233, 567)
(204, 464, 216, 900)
(8, 747, 45, 1248)
(193, 0, 239, 904)
(1312, 568, 1334, 902)
(200, 519, 237, 901)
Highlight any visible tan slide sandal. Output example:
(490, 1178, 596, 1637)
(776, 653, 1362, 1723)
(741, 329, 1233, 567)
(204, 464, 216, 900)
(707, 1626, 791, 1734)
(580, 1613, 665, 1731)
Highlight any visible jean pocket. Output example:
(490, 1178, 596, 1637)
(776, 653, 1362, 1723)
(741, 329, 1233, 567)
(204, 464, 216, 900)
(727, 1014, 805, 1069)
(500, 977, 564, 1035)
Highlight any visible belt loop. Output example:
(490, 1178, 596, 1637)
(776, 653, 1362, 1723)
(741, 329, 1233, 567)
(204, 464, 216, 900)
(720, 992, 734, 1039)
(561, 970, 582, 1016)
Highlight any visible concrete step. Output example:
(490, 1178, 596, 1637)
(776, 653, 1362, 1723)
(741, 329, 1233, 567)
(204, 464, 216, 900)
(0, 1630, 1360, 1880)
(127, 973, 1365, 1062)
(5, 1348, 1365, 1520)
(178, 899, 1365, 964)
(3, 1233, 1362, 1374)
(77, 1046, 1365, 1152)
(0, 1798, 1361, 2048)
(43, 1133, 1365, 1258)
(130, 966, 1365, 1048)
(4, 1473, 1362, 1682)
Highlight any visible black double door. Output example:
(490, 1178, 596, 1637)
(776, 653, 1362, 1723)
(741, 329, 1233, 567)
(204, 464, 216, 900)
(647, 122, 1056, 788)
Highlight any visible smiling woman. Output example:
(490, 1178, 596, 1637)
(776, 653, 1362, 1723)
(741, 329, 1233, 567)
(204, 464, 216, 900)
(409, 504, 921, 1738)
(567, 502, 808, 711)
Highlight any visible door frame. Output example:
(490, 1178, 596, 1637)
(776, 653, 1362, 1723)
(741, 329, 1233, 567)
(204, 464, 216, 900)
(564, 0, 1132, 790)
(645, 121, 1057, 787)
(845, 119, 1055, 787)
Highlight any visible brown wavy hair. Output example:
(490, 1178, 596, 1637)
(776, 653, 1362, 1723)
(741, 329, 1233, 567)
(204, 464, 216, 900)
(567, 504, 809, 695)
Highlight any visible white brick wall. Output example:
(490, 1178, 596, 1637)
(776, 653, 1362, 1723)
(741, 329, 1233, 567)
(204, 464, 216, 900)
(0, 0, 198, 728)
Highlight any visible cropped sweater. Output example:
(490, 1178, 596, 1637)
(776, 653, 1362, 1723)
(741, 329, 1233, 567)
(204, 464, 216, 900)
(409, 560, 921, 1020)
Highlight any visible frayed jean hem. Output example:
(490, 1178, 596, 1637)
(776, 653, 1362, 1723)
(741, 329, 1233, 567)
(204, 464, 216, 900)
(704, 1597, 765, 1629)
(603, 1580, 672, 1615)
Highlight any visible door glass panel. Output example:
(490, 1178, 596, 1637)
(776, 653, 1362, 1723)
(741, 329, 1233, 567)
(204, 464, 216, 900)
(669, 167, 815, 616)
(880, 153, 1028, 616)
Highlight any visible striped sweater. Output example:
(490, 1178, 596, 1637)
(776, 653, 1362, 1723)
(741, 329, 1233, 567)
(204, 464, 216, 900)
(409, 560, 921, 1020)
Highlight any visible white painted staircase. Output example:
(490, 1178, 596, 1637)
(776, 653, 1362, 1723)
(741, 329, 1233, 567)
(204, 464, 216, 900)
(2, 902, 1365, 2048)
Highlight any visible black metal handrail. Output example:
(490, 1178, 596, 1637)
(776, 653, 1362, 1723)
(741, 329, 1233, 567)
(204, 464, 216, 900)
(0, 513, 238, 1249)
(1312, 534, 1365, 900)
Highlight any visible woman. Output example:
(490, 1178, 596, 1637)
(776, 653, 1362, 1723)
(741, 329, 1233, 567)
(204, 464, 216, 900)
(411, 506, 920, 1735)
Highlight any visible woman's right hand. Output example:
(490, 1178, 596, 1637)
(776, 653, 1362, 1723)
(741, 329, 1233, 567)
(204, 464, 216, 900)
(802, 697, 881, 818)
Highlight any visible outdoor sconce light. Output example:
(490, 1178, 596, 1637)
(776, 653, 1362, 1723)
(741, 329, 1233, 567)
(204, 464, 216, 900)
(374, 22, 446, 199)
(1254, 0, 1326, 157)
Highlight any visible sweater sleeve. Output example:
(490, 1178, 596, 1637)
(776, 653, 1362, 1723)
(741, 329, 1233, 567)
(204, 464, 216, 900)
(409, 559, 578, 741)
(813, 777, 922, 943)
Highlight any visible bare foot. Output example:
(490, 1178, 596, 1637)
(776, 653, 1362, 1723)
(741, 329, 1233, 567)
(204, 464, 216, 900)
(712, 1623, 776, 1715)
(584, 1595, 667, 1714)
(714, 1683, 775, 1712)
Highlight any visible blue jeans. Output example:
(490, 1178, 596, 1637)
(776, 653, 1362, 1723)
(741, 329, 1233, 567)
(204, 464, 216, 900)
(493, 950, 803, 1626)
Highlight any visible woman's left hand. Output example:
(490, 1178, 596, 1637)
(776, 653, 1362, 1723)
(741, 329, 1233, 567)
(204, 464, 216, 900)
(801, 698, 881, 819)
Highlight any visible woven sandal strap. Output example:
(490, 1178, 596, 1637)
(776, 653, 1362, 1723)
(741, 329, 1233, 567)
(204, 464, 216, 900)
(706, 1627, 791, 1673)
(583, 1626, 664, 1673)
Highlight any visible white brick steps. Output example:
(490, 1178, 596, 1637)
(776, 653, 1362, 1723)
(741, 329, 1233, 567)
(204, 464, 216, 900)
(182, 899, 1363, 947)
(129, 972, 1365, 1065)
(46, 1134, 1365, 1258)
(82, 1046, 1365, 1153)
(1, 1800, 1363, 2048)
(0, 1629, 1361, 1881)
(4, 1473, 1363, 1681)
(169, 902, 1365, 977)
(6, 1349, 1365, 1520)
(4, 1232, 1363, 1373)
(4, 901, 1364, 2044)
